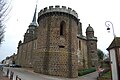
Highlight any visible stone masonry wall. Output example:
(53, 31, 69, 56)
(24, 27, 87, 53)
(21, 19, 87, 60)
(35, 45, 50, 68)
(17, 40, 36, 67)
(78, 39, 88, 69)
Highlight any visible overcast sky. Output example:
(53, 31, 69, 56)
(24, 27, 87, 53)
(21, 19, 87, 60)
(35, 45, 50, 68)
(0, 0, 120, 61)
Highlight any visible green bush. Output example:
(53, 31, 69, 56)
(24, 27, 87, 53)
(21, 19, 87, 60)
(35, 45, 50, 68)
(102, 71, 111, 78)
(78, 68, 96, 76)
(97, 71, 111, 80)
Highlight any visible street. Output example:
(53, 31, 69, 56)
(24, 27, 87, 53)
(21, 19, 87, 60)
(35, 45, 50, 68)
(3, 67, 98, 80)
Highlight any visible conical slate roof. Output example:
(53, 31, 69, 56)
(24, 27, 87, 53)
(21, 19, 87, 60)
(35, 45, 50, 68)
(29, 5, 37, 27)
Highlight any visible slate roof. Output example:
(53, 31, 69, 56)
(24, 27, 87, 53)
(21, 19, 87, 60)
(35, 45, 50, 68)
(107, 37, 120, 50)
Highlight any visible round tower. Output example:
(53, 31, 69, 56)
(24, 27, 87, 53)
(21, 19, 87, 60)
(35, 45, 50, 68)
(86, 24, 98, 68)
(34, 5, 79, 78)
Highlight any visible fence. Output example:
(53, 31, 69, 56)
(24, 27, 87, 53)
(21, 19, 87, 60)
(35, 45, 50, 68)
(6, 69, 22, 80)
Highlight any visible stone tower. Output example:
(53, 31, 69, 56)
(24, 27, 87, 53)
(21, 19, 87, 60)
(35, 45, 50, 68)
(33, 6, 78, 78)
(86, 24, 98, 67)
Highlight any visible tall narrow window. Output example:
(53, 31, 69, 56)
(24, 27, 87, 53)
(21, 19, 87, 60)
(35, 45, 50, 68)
(79, 40, 81, 50)
(60, 21, 65, 36)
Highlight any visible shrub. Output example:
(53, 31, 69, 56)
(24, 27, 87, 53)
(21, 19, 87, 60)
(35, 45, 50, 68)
(78, 68, 96, 76)
(98, 71, 111, 80)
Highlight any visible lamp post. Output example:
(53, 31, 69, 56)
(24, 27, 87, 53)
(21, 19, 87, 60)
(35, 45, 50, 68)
(105, 21, 119, 80)
(105, 21, 116, 38)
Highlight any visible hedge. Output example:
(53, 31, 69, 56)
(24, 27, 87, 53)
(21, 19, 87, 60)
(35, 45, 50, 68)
(78, 68, 96, 76)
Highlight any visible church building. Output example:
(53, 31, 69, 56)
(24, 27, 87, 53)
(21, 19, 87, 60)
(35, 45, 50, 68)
(16, 5, 98, 78)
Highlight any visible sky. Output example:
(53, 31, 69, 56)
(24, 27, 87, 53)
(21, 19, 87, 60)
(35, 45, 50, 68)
(0, 0, 120, 61)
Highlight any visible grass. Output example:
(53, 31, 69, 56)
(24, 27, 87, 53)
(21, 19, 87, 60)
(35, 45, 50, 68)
(98, 71, 111, 80)
(78, 68, 96, 76)
(102, 71, 111, 78)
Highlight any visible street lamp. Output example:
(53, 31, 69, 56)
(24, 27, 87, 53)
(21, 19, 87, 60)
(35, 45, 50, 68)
(105, 21, 119, 80)
(105, 21, 116, 38)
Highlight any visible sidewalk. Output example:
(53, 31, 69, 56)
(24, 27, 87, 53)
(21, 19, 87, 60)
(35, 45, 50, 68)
(3, 67, 98, 80)
(23, 68, 98, 80)
(19, 68, 98, 80)
(78, 71, 98, 80)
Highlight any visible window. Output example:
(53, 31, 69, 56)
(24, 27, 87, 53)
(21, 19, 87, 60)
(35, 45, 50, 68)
(27, 29, 29, 33)
(91, 50, 94, 53)
(59, 45, 65, 48)
(91, 43, 93, 45)
(60, 21, 65, 36)
(79, 40, 81, 50)
(34, 41, 37, 49)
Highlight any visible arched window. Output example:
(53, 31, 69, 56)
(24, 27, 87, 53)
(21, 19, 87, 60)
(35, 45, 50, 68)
(26, 29, 29, 33)
(60, 21, 65, 36)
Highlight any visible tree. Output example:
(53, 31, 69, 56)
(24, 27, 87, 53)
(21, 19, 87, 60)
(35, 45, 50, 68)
(97, 49, 104, 61)
(0, 0, 12, 44)
(97, 49, 105, 67)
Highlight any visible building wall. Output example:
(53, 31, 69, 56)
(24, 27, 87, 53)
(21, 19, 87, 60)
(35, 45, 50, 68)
(110, 49, 118, 80)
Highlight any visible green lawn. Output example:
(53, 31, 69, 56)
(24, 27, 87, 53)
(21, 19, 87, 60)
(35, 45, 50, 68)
(102, 71, 111, 78)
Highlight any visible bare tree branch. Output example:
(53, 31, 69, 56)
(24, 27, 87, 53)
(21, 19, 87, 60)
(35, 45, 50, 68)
(0, 0, 12, 44)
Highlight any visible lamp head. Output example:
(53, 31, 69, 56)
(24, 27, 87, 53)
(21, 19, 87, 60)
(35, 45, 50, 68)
(107, 27, 110, 33)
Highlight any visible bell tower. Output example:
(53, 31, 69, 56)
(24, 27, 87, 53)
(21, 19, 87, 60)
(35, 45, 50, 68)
(23, 5, 38, 43)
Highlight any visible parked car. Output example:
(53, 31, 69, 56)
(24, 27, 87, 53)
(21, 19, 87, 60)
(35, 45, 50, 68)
(9, 64, 21, 68)
(0, 64, 7, 70)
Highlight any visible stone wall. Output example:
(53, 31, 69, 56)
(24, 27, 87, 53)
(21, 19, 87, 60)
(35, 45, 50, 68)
(78, 39, 88, 69)
(17, 40, 36, 67)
